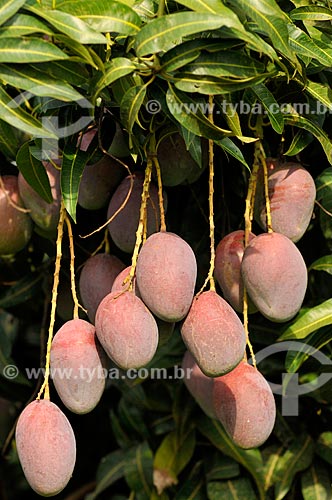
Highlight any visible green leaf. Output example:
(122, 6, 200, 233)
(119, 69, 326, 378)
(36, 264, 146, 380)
(205, 452, 240, 481)
(166, 87, 232, 140)
(160, 40, 237, 73)
(0, 13, 53, 37)
(305, 80, 332, 112)
(227, 0, 298, 66)
(93, 58, 137, 99)
(34, 60, 89, 87)
(61, 144, 89, 222)
(316, 432, 332, 466)
(217, 98, 243, 138)
(118, 397, 150, 441)
(285, 327, 332, 373)
(53, 34, 100, 68)
(315, 167, 332, 238)
(135, 12, 239, 57)
(291, 6, 332, 21)
(16, 142, 52, 203)
(309, 255, 332, 275)
(251, 83, 284, 134)
(0, 36, 69, 62)
(58, 0, 141, 34)
(301, 462, 331, 500)
(0, 0, 26, 25)
(173, 72, 276, 95)
(0, 271, 44, 308)
(0, 64, 84, 102)
(0, 119, 22, 159)
(288, 26, 332, 67)
(153, 429, 196, 494)
(124, 442, 153, 499)
(174, 461, 205, 500)
(120, 84, 147, 134)
(214, 137, 250, 170)
(274, 435, 314, 500)
(0, 86, 57, 138)
(262, 444, 285, 491)
(207, 477, 257, 500)
(283, 110, 332, 164)
(0, 310, 29, 386)
(279, 299, 332, 340)
(182, 51, 266, 79)
(284, 129, 315, 157)
(196, 415, 265, 500)
(86, 448, 127, 500)
(25, 4, 107, 44)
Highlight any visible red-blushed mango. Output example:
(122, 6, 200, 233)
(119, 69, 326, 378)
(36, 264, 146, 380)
(107, 173, 167, 253)
(15, 399, 76, 496)
(18, 162, 61, 235)
(111, 265, 141, 297)
(213, 362, 276, 449)
(136, 231, 197, 322)
(79, 253, 125, 323)
(157, 132, 203, 186)
(0, 175, 33, 255)
(181, 290, 246, 376)
(50, 319, 107, 414)
(215, 230, 256, 313)
(255, 161, 316, 242)
(241, 232, 307, 322)
(78, 155, 124, 210)
(182, 350, 216, 418)
(95, 290, 159, 369)
(111, 270, 174, 345)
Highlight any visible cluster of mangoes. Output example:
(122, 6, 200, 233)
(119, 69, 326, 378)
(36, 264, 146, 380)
(12, 139, 316, 497)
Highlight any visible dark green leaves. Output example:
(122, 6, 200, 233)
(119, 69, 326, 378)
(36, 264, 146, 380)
(135, 12, 239, 56)
(16, 142, 52, 203)
(61, 144, 89, 222)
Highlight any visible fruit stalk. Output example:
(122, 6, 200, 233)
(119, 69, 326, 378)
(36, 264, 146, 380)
(259, 142, 273, 233)
(128, 159, 153, 289)
(65, 213, 84, 319)
(198, 95, 216, 294)
(243, 159, 259, 367)
(37, 200, 66, 400)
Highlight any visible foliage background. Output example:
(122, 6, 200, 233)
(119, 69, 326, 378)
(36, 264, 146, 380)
(1, 0, 332, 498)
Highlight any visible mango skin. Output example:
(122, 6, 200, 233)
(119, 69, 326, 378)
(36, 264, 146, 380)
(79, 253, 125, 323)
(111, 265, 141, 297)
(182, 350, 216, 418)
(181, 290, 246, 376)
(215, 230, 256, 313)
(15, 399, 76, 497)
(0, 175, 33, 255)
(255, 161, 316, 242)
(18, 162, 61, 235)
(157, 133, 203, 186)
(241, 232, 307, 322)
(78, 155, 124, 210)
(213, 362, 276, 449)
(95, 290, 159, 369)
(107, 172, 167, 254)
(136, 231, 197, 322)
(50, 319, 107, 414)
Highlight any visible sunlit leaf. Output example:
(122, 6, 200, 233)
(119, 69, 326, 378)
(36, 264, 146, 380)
(61, 144, 89, 222)
(279, 299, 332, 340)
(274, 435, 314, 500)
